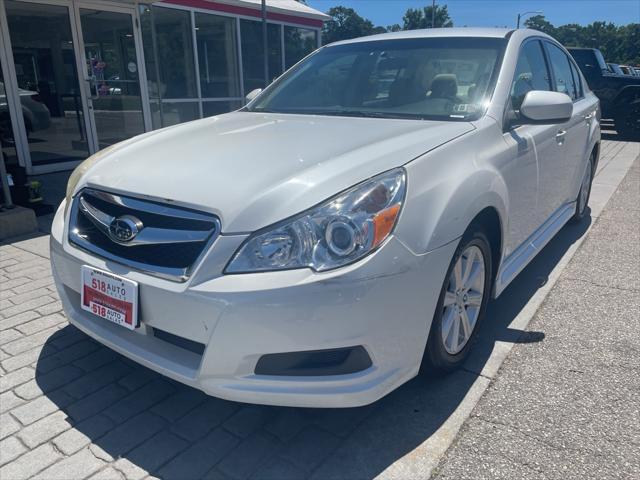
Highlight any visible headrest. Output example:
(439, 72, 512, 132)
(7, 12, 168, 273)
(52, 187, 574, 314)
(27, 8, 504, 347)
(430, 74, 458, 99)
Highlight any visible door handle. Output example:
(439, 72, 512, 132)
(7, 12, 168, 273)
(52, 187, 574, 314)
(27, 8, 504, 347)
(555, 130, 567, 145)
(583, 113, 594, 124)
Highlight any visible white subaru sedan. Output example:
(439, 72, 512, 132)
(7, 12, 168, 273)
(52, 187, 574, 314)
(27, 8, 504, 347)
(51, 28, 600, 408)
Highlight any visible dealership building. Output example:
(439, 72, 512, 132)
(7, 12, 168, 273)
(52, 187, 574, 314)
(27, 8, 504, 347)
(0, 0, 328, 175)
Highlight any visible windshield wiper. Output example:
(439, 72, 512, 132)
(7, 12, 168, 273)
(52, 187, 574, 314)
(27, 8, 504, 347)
(344, 111, 428, 120)
(248, 108, 436, 120)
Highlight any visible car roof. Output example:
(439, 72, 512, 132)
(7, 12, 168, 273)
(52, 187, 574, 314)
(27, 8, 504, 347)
(329, 27, 515, 46)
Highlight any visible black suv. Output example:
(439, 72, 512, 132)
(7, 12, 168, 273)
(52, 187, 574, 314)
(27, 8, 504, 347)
(568, 47, 639, 140)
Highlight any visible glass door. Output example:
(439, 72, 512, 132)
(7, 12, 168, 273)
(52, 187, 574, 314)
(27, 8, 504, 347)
(3, 0, 91, 170)
(0, 58, 20, 169)
(76, 5, 146, 150)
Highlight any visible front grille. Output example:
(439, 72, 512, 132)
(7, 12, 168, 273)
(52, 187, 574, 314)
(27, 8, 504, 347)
(68, 188, 220, 281)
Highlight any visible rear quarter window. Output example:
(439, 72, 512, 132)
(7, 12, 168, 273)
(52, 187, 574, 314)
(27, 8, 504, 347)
(546, 42, 579, 101)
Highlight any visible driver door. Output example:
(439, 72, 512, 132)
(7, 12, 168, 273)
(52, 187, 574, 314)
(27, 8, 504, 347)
(501, 39, 560, 256)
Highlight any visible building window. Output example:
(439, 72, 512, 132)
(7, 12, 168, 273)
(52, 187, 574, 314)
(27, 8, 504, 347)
(140, 4, 198, 129)
(195, 13, 241, 98)
(240, 20, 283, 93)
(0, 62, 18, 168)
(268, 23, 284, 82)
(150, 100, 199, 128)
(4, 0, 90, 166)
(284, 26, 317, 69)
(202, 100, 242, 117)
(141, 5, 245, 128)
(148, 6, 197, 99)
(140, 4, 319, 129)
(139, 5, 160, 97)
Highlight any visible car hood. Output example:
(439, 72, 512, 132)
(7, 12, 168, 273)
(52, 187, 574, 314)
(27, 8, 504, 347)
(81, 112, 474, 232)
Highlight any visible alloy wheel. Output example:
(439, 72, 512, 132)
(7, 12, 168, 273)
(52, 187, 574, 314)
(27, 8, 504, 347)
(441, 245, 486, 355)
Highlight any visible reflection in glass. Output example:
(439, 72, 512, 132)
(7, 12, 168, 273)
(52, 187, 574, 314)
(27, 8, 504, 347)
(285, 27, 317, 69)
(149, 100, 161, 130)
(196, 13, 240, 98)
(268, 24, 284, 82)
(0, 64, 19, 168)
(202, 101, 242, 117)
(149, 7, 197, 99)
(241, 20, 283, 93)
(139, 5, 159, 98)
(80, 9, 145, 148)
(151, 101, 199, 127)
(5, 0, 90, 166)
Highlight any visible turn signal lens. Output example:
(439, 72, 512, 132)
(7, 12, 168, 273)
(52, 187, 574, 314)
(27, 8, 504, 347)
(372, 204, 401, 248)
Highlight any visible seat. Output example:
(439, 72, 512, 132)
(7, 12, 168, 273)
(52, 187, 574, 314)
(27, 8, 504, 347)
(388, 78, 426, 107)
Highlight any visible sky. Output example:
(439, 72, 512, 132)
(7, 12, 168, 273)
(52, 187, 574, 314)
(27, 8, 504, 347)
(306, 0, 640, 28)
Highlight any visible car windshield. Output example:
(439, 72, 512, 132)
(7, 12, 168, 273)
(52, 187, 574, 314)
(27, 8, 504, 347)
(247, 37, 507, 121)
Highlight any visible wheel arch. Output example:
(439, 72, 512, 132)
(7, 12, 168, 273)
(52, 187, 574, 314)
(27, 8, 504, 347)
(468, 206, 503, 292)
(612, 85, 640, 114)
(398, 163, 508, 265)
(591, 140, 600, 171)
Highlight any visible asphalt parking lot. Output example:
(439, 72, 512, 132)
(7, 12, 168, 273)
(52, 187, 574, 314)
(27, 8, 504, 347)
(1, 139, 638, 480)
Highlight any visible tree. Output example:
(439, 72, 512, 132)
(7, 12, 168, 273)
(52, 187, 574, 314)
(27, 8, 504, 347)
(322, 6, 381, 44)
(402, 4, 453, 30)
(523, 15, 555, 35)
(524, 14, 639, 64)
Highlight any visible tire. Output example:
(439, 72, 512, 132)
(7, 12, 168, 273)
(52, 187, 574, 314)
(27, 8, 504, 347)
(570, 151, 595, 224)
(615, 102, 640, 141)
(421, 227, 493, 373)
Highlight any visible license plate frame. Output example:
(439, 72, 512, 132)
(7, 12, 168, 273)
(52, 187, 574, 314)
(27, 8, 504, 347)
(81, 266, 139, 330)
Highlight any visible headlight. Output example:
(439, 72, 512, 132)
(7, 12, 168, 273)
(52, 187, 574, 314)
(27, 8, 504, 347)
(65, 144, 118, 205)
(226, 168, 406, 273)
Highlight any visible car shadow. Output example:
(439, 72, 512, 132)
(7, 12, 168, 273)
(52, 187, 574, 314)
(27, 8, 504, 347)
(35, 214, 591, 479)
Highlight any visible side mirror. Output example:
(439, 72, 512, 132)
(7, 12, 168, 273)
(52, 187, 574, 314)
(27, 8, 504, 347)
(519, 90, 573, 124)
(245, 88, 262, 103)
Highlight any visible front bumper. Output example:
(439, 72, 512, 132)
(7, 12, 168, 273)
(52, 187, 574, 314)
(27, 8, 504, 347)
(51, 200, 456, 408)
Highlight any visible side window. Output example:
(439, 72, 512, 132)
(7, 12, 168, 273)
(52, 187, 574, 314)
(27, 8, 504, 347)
(510, 40, 551, 111)
(546, 43, 578, 101)
(569, 60, 584, 99)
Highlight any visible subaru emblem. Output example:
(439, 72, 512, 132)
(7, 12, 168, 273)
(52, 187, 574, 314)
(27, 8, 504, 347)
(109, 215, 143, 243)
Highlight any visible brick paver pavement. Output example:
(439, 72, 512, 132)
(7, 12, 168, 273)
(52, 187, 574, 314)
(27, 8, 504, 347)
(1, 238, 362, 480)
(1, 140, 637, 480)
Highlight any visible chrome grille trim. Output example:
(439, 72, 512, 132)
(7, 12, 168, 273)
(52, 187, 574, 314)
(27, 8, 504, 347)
(77, 196, 212, 246)
(68, 188, 221, 282)
(86, 189, 215, 222)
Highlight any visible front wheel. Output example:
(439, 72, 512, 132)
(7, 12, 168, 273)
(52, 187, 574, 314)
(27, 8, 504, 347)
(422, 228, 493, 373)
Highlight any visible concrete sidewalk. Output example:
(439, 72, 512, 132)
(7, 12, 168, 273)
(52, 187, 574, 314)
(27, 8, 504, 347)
(433, 156, 640, 479)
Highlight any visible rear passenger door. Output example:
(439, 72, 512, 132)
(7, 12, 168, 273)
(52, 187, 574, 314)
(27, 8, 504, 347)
(542, 42, 591, 216)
